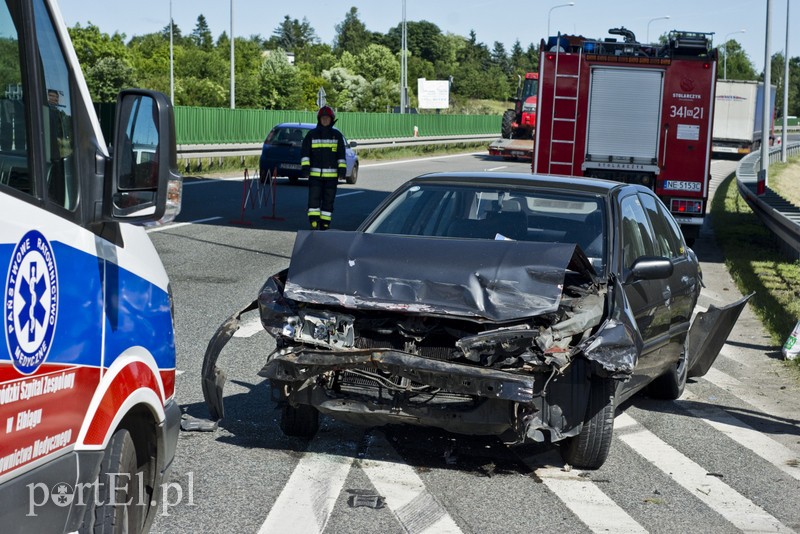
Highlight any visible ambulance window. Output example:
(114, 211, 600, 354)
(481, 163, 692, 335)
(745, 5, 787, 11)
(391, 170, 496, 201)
(33, 0, 78, 211)
(0, 1, 31, 197)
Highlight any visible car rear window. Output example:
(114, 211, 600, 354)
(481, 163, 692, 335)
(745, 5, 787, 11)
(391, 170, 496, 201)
(266, 127, 307, 146)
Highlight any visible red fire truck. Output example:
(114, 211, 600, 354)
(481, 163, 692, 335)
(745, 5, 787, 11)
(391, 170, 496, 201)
(533, 28, 717, 244)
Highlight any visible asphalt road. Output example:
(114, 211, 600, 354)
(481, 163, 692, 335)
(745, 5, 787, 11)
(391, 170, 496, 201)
(147, 153, 800, 534)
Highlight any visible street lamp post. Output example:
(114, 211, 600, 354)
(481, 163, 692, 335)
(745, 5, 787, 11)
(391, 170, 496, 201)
(759, 1, 772, 194)
(169, 0, 174, 104)
(646, 15, 670, 43)
(547, 2, 574, 38)
(230, 0, 234, 109)
(723, 29, 746, 80)
(781, 0, 790, 162)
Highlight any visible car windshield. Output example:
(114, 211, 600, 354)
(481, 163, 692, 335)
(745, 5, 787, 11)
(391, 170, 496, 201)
(266, 127, 307, 146)
(364, 183, 607, 275)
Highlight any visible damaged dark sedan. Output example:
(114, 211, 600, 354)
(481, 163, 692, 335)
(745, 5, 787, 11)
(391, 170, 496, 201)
(202, 172, 749, 469)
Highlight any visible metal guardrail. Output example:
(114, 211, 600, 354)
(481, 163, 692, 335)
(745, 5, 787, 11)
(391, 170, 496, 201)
(177, 134, 499, 159)
(736, 142, 800, 258)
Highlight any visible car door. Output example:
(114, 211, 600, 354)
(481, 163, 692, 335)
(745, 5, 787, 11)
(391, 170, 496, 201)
(617, 193, 672, 394)
(639, 192, 699, 369)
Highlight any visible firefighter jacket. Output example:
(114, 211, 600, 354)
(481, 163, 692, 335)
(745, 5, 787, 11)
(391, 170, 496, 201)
(300, 123, 347, 179)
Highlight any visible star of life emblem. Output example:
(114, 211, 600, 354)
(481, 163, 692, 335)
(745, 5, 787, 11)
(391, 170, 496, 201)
(4, 230, 58, 374)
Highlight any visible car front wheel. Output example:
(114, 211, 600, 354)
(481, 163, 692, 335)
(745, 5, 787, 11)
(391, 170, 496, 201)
(648, 346, 688, 400)
(560, 375, 616, 469)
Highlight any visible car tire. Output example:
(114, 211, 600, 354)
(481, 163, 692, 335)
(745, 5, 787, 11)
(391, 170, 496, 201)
(501, 110, 515, 139)
(560, 376, 616, 469)
(648, 346, 688, 400)
(89, 429, 147, 533)
(346, 162, 359, 185)
(280, 403, 319, 438)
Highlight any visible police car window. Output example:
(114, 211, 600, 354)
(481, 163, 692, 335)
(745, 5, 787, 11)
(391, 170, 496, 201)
(33, 0, 78, 211)
(0, 1, 31, 196)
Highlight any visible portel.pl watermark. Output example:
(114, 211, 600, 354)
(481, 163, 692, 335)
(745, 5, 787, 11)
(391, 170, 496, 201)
(27, 472, 195, 517)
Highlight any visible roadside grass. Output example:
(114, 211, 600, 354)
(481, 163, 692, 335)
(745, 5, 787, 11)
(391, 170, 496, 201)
(711, 164, 800, 372)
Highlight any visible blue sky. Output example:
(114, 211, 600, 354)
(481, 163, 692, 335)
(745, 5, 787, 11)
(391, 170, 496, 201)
(57, 0, 795, 72)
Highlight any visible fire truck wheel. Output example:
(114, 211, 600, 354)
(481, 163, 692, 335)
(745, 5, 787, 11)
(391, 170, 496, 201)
(560, 376, 616, 469)
(92, 429, 147, 533)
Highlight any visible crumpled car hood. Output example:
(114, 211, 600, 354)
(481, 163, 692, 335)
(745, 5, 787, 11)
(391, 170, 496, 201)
(283, 230, 596, 322)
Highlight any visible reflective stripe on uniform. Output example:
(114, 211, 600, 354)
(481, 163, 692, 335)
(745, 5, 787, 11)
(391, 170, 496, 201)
(308, 208, 321, 217)
(301, 157, 310, 167)
(320, 211, 332, 221)
(338, 158, 347, 169)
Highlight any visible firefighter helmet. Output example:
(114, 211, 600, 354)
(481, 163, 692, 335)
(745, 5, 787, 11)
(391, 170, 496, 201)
(317, 106, 335, 121)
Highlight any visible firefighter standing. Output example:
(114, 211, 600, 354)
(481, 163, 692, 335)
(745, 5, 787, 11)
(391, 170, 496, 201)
(301, 106, 347, 230)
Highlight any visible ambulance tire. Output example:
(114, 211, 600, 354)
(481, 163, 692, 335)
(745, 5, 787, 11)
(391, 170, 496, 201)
(280, 403, 319, 438)
(92, 429, 146, 533)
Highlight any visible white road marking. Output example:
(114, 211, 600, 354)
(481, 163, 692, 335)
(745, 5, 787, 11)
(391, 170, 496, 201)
(679, 390, 800, 481)
(532, 452, 647, 534)
(485, 166, 508, 171)
(702, 367, 800, 426)
(146, 216, 223, 233)
(175, 370, 184, 376)
(259, 432, 357, 534)
(360, 152, 485, 168)
(336, 191, 365, 198)
(360, 432, 463, 534)
(233, 317, 263, 338)
(617, 412, 793, 533)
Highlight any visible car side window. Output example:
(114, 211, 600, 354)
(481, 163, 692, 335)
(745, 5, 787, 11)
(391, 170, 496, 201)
(0, 1, 32, 197)
(33, 0, 78, 211)
(620, 195, 656, 271)
(639, 192, 682, 259)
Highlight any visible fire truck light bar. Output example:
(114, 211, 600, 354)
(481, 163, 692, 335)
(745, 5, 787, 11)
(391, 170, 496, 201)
(671, 199, 703, 214)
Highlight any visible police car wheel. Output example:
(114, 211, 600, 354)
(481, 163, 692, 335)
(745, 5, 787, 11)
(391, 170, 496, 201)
(280, 403, 319, 438)
(92, 429, 147, 533)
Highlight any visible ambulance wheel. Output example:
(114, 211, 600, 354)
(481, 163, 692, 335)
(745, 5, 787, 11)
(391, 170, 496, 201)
(280, 403, 319, 438)
(92, 428, 147, 533)
(560, 376, 616, 469)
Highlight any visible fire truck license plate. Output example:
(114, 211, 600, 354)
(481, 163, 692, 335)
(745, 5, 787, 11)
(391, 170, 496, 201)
(664, 181, 701, 192)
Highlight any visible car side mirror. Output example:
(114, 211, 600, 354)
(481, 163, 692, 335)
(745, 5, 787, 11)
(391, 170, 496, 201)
(107, 89, 181, 224)
(349, 141, 358, 148)
(627, 256, 673, 282)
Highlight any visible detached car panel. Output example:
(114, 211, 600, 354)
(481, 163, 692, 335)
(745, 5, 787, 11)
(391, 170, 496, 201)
(202, 172, 748, 469)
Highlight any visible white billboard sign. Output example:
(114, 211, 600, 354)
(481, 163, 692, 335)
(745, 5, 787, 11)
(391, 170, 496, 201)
(417, 79, 450, 109)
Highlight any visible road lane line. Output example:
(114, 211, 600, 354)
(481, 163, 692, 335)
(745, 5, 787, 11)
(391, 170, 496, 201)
(702, 367, 800, 427)
(259, 430, 357, 534)
(617, 412, 793, 533)
(146, 216, 223, 233)
(524, 451, 646, 534)
(485, 166, 508, 171)
(336, 191, 365, 198)
(680, 390, 800, 481)
(360, 431, 463, 534)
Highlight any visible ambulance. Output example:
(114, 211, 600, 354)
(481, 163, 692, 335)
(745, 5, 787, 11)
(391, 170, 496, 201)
(0, 0, 182, 531)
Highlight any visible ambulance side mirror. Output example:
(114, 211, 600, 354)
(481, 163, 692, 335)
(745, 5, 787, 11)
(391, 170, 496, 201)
(108, 89, 181, 224)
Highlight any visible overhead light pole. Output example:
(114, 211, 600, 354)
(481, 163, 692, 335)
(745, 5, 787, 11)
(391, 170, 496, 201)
(230, 0, 235, 109)
(400, 0, 408, 114)
(547, 2, 574, 38)
(169, 0, 174, 104)
(723, 29, 746, 79)
(758, 0, 772, 194)
(646, 15, 670, 43)
(781, 0, 789, 162)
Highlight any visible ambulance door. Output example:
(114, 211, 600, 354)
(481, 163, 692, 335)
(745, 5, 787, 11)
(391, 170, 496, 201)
(0, 0, 103, 515)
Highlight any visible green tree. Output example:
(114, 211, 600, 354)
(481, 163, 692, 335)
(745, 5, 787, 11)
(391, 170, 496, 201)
(295, 43, 337, 76)
(386, 20, 446, 65)
(353, 44, 399, 82)
(322, 66, 368, 111)
(85, 57, 137, 102)
(334, 7, 371, 56)
(718, 39, 757, 80)
(191, 14, 214, 50)
(270, 16, 318, 50)
(769, 52, 800, 118)
(258, 50, 304, 109)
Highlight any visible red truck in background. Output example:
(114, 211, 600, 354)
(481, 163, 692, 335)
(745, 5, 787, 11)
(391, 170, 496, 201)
(487, 72, 539, 160)
(533, 28, 717, 244)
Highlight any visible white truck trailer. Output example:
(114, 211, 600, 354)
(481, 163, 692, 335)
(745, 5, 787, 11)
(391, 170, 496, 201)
(712, 80, 776, 155)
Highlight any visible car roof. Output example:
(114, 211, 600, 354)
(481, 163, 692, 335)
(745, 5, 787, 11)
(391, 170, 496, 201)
(409, 172, 632, 197)
(274, 122, 316, 130)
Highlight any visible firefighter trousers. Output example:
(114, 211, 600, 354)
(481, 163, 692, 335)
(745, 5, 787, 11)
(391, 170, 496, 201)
(307, 177, 338, 230)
